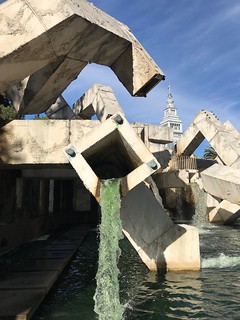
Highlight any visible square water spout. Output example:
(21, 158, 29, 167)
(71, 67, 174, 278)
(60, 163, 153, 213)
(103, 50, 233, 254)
(65, 112, 160, 201)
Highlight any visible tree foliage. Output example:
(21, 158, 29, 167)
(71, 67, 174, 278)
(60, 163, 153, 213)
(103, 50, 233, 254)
(0, 105, 17, 121)
(203, 146, 217, 160)
(0, 94, 17, 120)
(33, 114, 49, 120)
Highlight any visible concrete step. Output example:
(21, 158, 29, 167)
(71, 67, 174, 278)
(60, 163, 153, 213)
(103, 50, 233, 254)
(0, 224, 91, 320)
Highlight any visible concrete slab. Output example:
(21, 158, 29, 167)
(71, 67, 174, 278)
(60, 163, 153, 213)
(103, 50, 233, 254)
(30, 251, 73, 260)
(0, 271, 58, 293)
(0, 225, 90, 320)
(40, 244, 78, 251)
(0, 289, 45, 320)
(12, 259, 68, 273)
(50, 239, 80, 245)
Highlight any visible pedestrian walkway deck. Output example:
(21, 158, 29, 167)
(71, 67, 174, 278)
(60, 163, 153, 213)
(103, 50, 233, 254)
(0, 224, 91, 320)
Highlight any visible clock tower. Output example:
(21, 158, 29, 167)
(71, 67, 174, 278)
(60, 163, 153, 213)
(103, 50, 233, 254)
(160, 84, 183, 144)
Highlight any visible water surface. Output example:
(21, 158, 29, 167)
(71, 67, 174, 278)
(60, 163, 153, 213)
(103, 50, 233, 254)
(34, 221, 240, 319)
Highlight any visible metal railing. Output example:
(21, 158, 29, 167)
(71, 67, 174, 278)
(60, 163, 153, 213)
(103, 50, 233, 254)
(169, 156, 197, 171)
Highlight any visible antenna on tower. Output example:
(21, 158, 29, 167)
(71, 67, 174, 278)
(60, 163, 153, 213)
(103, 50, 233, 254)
(168, 83, 171, 94)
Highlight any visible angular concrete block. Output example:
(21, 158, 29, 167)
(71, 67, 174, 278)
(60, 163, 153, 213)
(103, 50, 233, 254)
(121, 182, 200, 271)
(73, 83, 123, 122)
(46, 96, 77, 120)
(208, 200, 240, 224)
(1, 0, 164, 115)
(148, 124, 173, 144)
(206, 193, 221, 208)
(201, 163, 240, 204)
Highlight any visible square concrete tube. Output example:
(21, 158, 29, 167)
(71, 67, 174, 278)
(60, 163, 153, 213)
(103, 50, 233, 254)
(65, 112, 161, 201)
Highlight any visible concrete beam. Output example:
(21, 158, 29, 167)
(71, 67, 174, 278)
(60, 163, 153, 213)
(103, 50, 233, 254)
(0, 118, 172, 166)
(153, 170, 190, 189)
(201, 163, 240, 205)
(176, 123, 205, 156)
(1, 0, 165, 114)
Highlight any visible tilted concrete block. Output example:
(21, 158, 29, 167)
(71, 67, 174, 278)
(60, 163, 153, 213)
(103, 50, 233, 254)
(206, 193, 221, 209)
(46, 96, 78, 120)
(73, 84, 123, 122)
(176, 123, 204, 156)
(208, 200, 240, 225)
(201, 163, 240, 205)
(65, 112, 160, 201)
(148, 124, 173, 144)
(121, 182, 200, 271)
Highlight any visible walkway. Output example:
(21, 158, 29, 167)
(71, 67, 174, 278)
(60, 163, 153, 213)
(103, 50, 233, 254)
(0, 224, 91, 319)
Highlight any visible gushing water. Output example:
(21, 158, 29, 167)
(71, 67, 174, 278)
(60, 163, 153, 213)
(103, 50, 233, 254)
(93, 179, 124, 320)
(202, 253, 240, 268)
(191, 182, 208, 227)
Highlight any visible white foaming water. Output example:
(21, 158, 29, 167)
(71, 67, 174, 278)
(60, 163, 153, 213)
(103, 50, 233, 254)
(202, 253, 240, 269)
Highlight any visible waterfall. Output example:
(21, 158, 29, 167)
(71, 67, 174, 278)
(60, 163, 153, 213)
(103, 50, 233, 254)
(176, 188, 184, 220)
(191, 182, 208, 227)
(93, 179, 124, 320)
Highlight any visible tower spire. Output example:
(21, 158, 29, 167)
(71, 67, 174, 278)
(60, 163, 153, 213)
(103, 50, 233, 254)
(159, 84, 183, 145)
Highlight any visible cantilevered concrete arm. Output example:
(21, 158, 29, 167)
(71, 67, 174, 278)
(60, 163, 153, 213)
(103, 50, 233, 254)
(1, 0, 165, 114)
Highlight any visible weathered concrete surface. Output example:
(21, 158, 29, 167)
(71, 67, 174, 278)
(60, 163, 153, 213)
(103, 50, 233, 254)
(208, 200, 240, 224)
(201, 163, 240, 205)
(223, 120, 240, 140)
(65, 112, 160, 201)
(176, 110, 240, 168)
(0, 118, 172, 166)
(121, 182, 200, 271)
(153, 170, 189, 189)
(73, 83, 123, 122)
(206, 193, 221, 214)
(1, 0, 164, 115)
(46, 95, 78, 120)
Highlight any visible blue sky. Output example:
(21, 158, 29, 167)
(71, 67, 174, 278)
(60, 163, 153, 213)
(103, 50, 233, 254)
(1, 0, 240, 156)
(66, 0, 240, 156)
